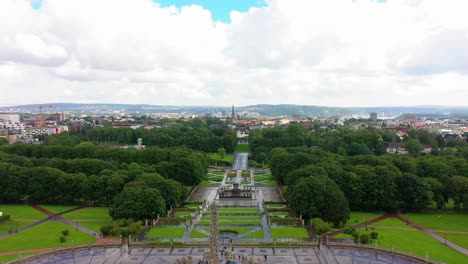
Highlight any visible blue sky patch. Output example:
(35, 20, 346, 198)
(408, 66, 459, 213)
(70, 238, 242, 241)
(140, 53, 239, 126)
(154, 0, 267, 22)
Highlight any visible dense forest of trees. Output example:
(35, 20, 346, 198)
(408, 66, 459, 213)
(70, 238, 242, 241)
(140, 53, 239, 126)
(251, 125, 468, 226)
(0, 143, 210, 220)
(49, 119, 237, 153)
(250, 125, 468, 162)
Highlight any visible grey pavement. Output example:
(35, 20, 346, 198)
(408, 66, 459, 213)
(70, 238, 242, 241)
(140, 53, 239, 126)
(17, 246, 428, 264)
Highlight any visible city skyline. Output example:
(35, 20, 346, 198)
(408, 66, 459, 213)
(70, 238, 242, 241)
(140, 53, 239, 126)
(1, 0, 468, 107)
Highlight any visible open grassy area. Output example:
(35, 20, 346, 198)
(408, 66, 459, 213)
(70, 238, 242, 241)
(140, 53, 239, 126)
(0, 222, 96, 252)
(39, 205, 78, 214)
(0, 219, 34, 234)
(199, 220, 261, 226)
(62, 207, 111, 220)
(254, 174, 277, 186)
(198, 179, 222, 186)
(146, 228, 186, 238)
(371, 217, 410, 228)
(235, 144, 250, 153)
(201, 216, 260, 221)
(207, 154, 234, 163)
(0, 253, 34, 263)
(271, 211, 289, 216)
(189, 229, 208, 238)
(244, 230, 264, 238)
(218, 207, 259, 212)
(369, 227, 467, 264)
(434, 232, 468, 249)
(404, 212, 468, 232)
(270, 228, 309, 238)
(0, 204, 47, 220)
(202, 227, 254, 235)
(77, 221, 113, 233)
(346, 211, 383, 225)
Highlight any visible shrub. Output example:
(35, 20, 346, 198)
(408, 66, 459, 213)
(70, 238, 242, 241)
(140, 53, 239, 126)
(62, 229, 70, 236)
(352, 232, 359, 243)
(359, 233, 370, 244)
(101, 224, 113, 236)
(60, 236, 67, 243)
(370, 231, 378, 239)
(0, 214, 11, 223)
(343, 225, 356, 235)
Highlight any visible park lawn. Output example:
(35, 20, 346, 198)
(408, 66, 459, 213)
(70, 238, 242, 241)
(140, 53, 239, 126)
(370, 227, 467, 264)
(202, 228, 254, 235)
(207, 154, 234, 163)
(201, 216, 260, 221)
(62, 207, 111, 220)
(146, 228, 186, 238)
(0, 253, 34, 263)
(198, 179, 221, 186)
(434, 232, 468, 249)
(271, 212, 289, 216)
(255, 179, 277, 186)
(190, 229, 209, 238)
(235, 144, 250, 153)
(0, 204, 47, 220)
(266, 203, 285, 208)
(371, 217, 410, 228)
(334, 233, 353, 239)
(271, 228, 309, 238)
(198, 220, 260, 226)
(346, 212, 383, 225)
(0, 219, 34, 235)
(405, 212, 468, 232)
(0, 221, 96, 252)
(244, 230, 264, 238)
(218, 208, 259, 212)
(77, 221, 113, 233)
(39, 205, 78, 214)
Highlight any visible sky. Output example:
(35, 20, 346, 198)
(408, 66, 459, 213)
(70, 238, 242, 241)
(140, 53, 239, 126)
(1, 0, 468, 107)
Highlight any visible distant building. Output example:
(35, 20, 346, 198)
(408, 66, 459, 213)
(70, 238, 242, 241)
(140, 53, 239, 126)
(370, 112, 378, 121)
(0, 114, 20, 123)
(50, 113, 66, 122)
(231, 105, 236, 120)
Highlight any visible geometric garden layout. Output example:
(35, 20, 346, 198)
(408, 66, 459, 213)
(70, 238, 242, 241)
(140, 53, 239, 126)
(1, 147, 467, 263)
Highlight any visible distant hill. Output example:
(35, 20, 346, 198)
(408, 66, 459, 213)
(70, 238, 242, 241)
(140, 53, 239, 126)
(1, 103, 468, 118)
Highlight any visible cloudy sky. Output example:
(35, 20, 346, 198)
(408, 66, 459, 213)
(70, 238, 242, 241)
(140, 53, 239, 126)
(1, 0, 468, 107)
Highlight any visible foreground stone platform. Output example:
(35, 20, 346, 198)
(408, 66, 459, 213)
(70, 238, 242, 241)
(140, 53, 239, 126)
(13, 245, 429, 264)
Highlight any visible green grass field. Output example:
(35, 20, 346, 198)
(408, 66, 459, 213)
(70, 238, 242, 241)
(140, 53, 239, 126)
(235, 144, 250, 153)
(39, 205, 78, 214)
(244, 230, 264, 238)
(198, 220, 261, 226)
(0, 253, 33, 263)
(218, 208, 259, 212)
(62, 207, 111, 220)
(77, 221, 113, 233)
(254, 174, 277, 186)
(146, 228, 186, 238)
(270, 228, 309, 238)
(201, 216, 260, 221)
(202, 227, 254, 235)
(271, 211, 289, 216)
(404, 212, 468, 232)
(189, 229, 208, 238)
(0, 205, 47, 220)
(346, 212, 383, 225)
(0, 222, 96, 252)
(0, 219, 34, 234)
(370, 227, 467, 264)
(371, 217, 410, 228)
(434, 232, 468, 249)
(207, 154, 234, 163)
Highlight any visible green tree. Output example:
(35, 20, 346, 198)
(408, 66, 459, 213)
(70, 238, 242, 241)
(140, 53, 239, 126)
(110, 182, 166, 221)
(217, 147, 226, 159)
(406, 140, 422, 157)
(311, 218, 331, 245)
(396, 174, 432, 211)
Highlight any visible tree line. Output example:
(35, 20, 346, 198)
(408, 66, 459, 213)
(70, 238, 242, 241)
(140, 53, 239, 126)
(0, 143, 211, 219)
(48, 119, 237, 153)
(249, 125, 468, 162)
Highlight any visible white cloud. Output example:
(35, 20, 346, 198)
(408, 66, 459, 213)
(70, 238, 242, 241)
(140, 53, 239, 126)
(0, 0, 468, 107)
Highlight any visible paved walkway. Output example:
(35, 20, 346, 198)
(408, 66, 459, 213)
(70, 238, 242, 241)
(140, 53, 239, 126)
(15, 246, 429, 264)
